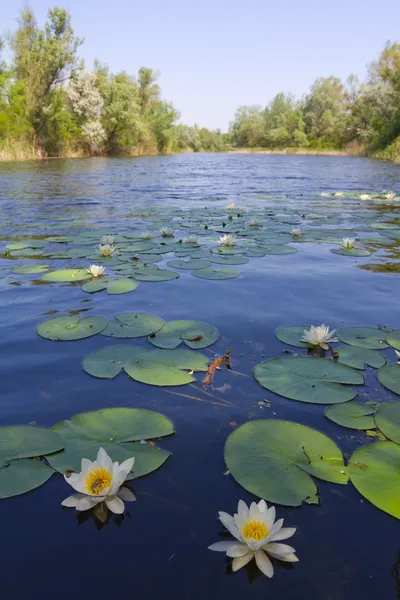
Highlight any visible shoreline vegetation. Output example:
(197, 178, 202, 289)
(1, 7, 400, 164)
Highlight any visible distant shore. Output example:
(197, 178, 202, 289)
(228, 147, 349, 156)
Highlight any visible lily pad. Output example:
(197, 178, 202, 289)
(148, 320, 219, 349)
(349, 442, 400, 519)
(0, 460, 55, 499)
(377, 364, 400, 396)
(257, 244, 296, 255)
(124, 348, 209, 386)
(46, 408, 174, 479)
(276, 324, 311, 348)
(330, 247, 372, 257)
(325, 403, 377, 430)
(101, 313, 165, 339)
(81, 278, 139, 294)
(208, 254, 249, 265)
(192, 267, 240, 280)
(83, 345, 147, 379)
(253, 356, 364, 403)
(386, 330, 400, 351)
(134, 269, 180, 282)
(166, 259, 211, 270)
(37, 315, 108, 341)
(374, 401, 400, 443)
(42, 269, 91, 282)
(337, 327, 389, 349)
(336, 346, 386, 370)
(12, 264, 50, 275)
(225, 420, 348, 507)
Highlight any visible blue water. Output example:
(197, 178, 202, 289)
(1, 153, 400, 599)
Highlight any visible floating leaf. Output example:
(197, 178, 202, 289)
(46, 408, 174, 479)
(101, 312, 165, 339)
(166, 259, 211, 270)
(0, 460, 55, 499)
(83, 345, 147, 379)
(336, 346, 386, 370)
(337, 327, 389, 349)
(148, 320, 219, 349)
(275, 324, 311, 348)
(256, 244, 296, 255)
(208, 254, 249, 265)
(330, 247, 372, 257)
(386, 330, 400, 350)
(374, 401, 400, 443)
(325, 403, 377, 430)
(134, 269, 180, 282)
(124, 348, 209, 386)
(12, 264, 50, 274)
(81, 280, 108, 293)
(210, 246, 244, 255)
(192, 267, 240, 280)
(254, 356, 364, 403)
(42, 269, 91, 282)
(225, 420, 348, 507)
(377, 364, 400, 395)
(349, 442, 400, 519)
(37, 315, 108, 341)
(107, 278, 139, 295)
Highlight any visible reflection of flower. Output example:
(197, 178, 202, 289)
(249, 218, 261, 227)
(291, 228, 303, 237)
(62, 447, 136, 516)
(140, 231, 152, 240)
(301, 324, 338, 350)
(160, 227, 174, 237)
(99, 244, 117, 257)
(209, 499, 298, 578)
(100, 235, 115, 245)
(86, 264, 105, 277)
(185, 235, 198, 244)
(341, 237, 356, 249)
(219, 234, 236, 246)
(360, 194, 370, 200)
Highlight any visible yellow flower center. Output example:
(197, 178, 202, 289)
(85, 467, 112, 495)
(243, 520, 268, 541)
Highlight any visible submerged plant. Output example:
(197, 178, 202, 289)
(160, 227, 174, 238)
(219, 234, 236, 246)
(62, 447, 136, 520)
(341, 237, 356, 249)
(209, 499, 298, 578)
(99, 243, 117, 257)
(100, 235, 115, 245)
(301, 324, 338, 350)
(291, 228, 303, 237)
(86, 264, 105, 277)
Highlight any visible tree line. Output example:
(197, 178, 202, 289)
(0, 6, 399, 160)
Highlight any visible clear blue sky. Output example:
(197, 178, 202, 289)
(2, 0, 400, 131)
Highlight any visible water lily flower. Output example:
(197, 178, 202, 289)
(249, 218, 261, 227)
(301, 324, 338, 350)
(99, 243, 117, 257)
(86, 264, 105, 277)
(160, 227, 174, 237)
(333, 192, 344, 197)
(140, 231, 152, 240)
(185, 235, 198, 244)
(359, 194, 370, 200)
(379, 191, 396, 200)
(219, 234, 236, 246)
(227, 203, 236, 209)
(62, 447, 136, 516)
(319, 192, 330, 197)
(209, 499, 298, 578)
(100, 235, 115, 245)
(341, 237, 356, 249)
(291, 228, 303, 237)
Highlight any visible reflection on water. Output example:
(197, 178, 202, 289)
(0, 154, 400, 600)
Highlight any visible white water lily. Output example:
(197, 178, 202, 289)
(184, 235, 198, 244)
(341, 237, 356, 249)
(319, 192, 330, 197)
(219, 234, 236, 246)
(100, 235, 115, 245)
(209, 499, 298, 578)
(62, 447, 136, 516)
(379, 191, 396, 200)
(291, 228, 303, 237)
(86, 264, 105, 277)
(99, 243, 117, 257)
(249, 218, 261, 227)
(140, 231, 152, 240)
(301, 324, 338, 350)
(359, 194, 370, 200)
(227, 203, 236, 209)
(333, 192, 344, 197)
(160, 227, 174, 237)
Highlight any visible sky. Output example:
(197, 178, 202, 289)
(2, 0, 400, 131)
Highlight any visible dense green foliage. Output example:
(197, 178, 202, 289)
(0, 7, 228, 159)
(229, 44, 400, 158)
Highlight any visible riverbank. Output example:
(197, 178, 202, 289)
(228, 147, 350, 156)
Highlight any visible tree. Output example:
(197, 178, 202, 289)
(230, 105, 264, 147)
(304, 77, 347, 146)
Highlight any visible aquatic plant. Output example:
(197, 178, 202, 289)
(140, 231, 153, 240)
(86, 264, 105, 277)
(341, 237, 356, 249)
(291, 228, 303, 236)
(184, 235, 198, 244)
(99, 243, 117, 256)
(301, 324, 338, 349)
(100, 235, 115, 245)
(160, 227, 174, 237)
(219, 234, 236, 246)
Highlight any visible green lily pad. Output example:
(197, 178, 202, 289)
(325, 403, 377, 430)
(330, 247, 372, 257)
(101, 313, 165, 339)
(210, 246, 244, 255)
(0, 460, 55, 499)
(12, 264, 50, 275)
(253, 356, 364, 403)
(134, 269, 180, 282)
(166, 259, 212, 270)
(81, 280, 109, 293)
(124, 348, 209, 386)
(148, 320, 219, 349)
(257, 244, 296, 255)
(349, 442, 400, 519)
(386, 330, 400, 351)
(46, 407, 174, 479)
(37, 315, 108, 341)
(208, 254, 249, 265)
(374, 401, 400, 443)
(336, 346, 386, 370)
(83, 345, 147, 379)
(377, 364, 400, 395)
(192, 267, 240, 280)
(225, 419, 348, 507)
(337, 327, 389, 349)
(81, 278, 139, 294)
(42, 269, 91, 282)
(276, 324, 311, 348)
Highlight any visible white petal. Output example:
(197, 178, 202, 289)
(269, 527, 296, 542)
(117, 487, 136, 502)
(226, 543, 249, 558)
(249, 501, 259, 520)
(75, 496, 101, 511)
(257, 499, 267, 513)
(61, 494, 84, 507)
(64, 473, 84, 494)
(274, 553, 299, 563)
(264, 542, 296, 556)
(264, 505, 276, 530)
(237, 499, 249, 519)
(232, 552, 254, 572)
(218, 511, 242, 541)
(255, 549, 274, 578)
(81, 458, 92, 471)
(208, 541, 239, 553)
(118, 456, 135, 475)
(96, 447, 113, 471)
(105, 495, 125, 514)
